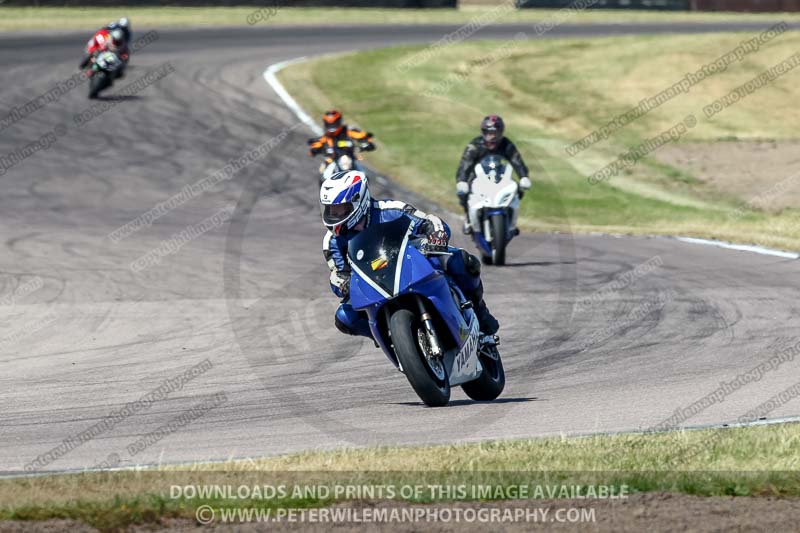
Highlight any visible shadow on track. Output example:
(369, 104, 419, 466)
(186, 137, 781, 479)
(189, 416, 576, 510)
(96, 94, 143, 102)
(501, 261, 576, 268)
(391, 397, 540, 408)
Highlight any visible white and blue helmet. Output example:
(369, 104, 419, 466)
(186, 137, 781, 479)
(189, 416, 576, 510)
(319, 170, 370, 235)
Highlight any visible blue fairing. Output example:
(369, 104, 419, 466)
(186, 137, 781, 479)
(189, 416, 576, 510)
(472, 208, 516, 254)
(350, 241, 467, 367)
(349, 272, 389, 309)
(473, 232, 492, 256)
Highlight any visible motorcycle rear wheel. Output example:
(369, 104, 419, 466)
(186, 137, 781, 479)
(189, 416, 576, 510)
(461, 343, 505, 401)
(390, 309, 450, 407)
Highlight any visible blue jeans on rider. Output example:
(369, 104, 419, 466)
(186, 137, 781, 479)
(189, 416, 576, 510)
(334, 247, 481, 339)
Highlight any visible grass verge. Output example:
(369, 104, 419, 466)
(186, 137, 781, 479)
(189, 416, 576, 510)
(279, 31, 800, 251)
(1, 423, 799, 530)
(1, 6, 799, 32)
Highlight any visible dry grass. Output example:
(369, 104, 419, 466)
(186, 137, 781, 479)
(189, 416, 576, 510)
(279, 32, 800, 250)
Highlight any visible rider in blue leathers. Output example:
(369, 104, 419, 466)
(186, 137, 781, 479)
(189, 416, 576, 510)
(320, 170, 499, 340)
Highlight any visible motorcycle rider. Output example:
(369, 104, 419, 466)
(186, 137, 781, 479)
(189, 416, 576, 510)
(308, 110, 375, 170)
(456, 115, 532, 234)
(321, 170, 499, 340)
(105, 17, 131, 44)
(79, 24, 129, 78)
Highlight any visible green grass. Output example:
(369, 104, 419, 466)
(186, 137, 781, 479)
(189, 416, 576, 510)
(1, 424, 799, 530)
(280, 32, 800, 251)
(1, 6, 799, 32)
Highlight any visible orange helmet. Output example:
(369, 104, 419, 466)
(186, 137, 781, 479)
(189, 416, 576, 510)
(323, 109, 343, 136)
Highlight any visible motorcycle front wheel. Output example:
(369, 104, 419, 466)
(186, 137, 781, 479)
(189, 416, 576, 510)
(390, 309, 450, 407)
(89, 72, 111, 99)
(490, 214, 507, 266)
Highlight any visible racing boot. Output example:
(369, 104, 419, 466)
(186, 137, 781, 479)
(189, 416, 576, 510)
(473, 298, 499, 336)
(467, 281, 499, 336)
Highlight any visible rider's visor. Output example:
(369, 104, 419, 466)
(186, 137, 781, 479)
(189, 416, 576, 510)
(325, 118, 342, 134)
(321, 202, 355, 225)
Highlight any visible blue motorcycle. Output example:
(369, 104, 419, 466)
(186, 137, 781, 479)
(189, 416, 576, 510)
(348, 217, 505, 407)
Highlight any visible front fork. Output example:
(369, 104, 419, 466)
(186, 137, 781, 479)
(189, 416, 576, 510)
(416, 295, 443, 358)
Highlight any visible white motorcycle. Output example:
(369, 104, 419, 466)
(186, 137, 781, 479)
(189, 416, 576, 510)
(319, 139, 366, 182)
(465, 155, 521, 266)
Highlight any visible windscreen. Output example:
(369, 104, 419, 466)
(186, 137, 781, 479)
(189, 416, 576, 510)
(478, 154, 508, 183)
(348, 218, 412, 296)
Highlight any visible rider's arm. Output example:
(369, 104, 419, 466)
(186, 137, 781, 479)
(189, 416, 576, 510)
(308, 136, 326, 157)
(347, 128, 375, 152)
(376, 200, 451, 240)
(456, 141, 479, 184)
(322, 231, 350, 298)
(503, 139, 529, 180)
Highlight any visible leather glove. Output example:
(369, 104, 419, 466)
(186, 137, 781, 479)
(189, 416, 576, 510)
(518, 177, 531, 199)
(331, 271, 350, 298)
(456, 181, 469, 208)
(426, 228, 449, 251)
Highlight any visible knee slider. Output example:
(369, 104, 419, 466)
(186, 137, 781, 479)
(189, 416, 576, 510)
(335, 307, 357, 335)
(334, 314, 355, 335)
(462, 250, 481, 275)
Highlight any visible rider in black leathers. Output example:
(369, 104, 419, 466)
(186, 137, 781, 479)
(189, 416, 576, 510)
(455, 115, 532, 234)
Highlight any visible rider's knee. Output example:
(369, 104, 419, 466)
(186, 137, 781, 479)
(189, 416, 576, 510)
(461, 249, 481, 276)
(335, 306, 356, 335)
(334, 314, 355, 335)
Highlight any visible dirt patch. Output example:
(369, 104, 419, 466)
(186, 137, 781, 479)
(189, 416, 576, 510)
(0, 520, 96, 533)
(3, 493, 800, 532)
(656, 140, 800, 212)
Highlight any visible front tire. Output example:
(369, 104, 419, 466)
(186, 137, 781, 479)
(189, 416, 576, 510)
(461, 344, 505, 401)
(490, 214, 507, 266)
(89, 72, 110, 99)
(390, 309, 450, 407)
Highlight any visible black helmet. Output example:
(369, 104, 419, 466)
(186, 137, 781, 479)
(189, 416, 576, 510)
(480, 115, 505, 150)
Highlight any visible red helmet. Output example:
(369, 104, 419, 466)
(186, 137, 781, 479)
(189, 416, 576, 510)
(323, 109, 344, 136)
(480, 115, 505, 150)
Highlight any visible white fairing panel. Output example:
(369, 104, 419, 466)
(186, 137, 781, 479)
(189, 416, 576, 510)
(448, 310, 483, 386)
(467, 162, 519, 234)
(322, 159, 364, 182)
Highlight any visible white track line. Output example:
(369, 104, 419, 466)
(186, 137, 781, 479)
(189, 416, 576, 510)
(675, 236, 799, 260)
(263, 57, 392, 185)
(263, 58, 798, 261)
(263, 57, 323, 137)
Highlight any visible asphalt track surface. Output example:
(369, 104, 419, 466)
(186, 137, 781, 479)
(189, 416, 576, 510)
(0, 21, 798, 475)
